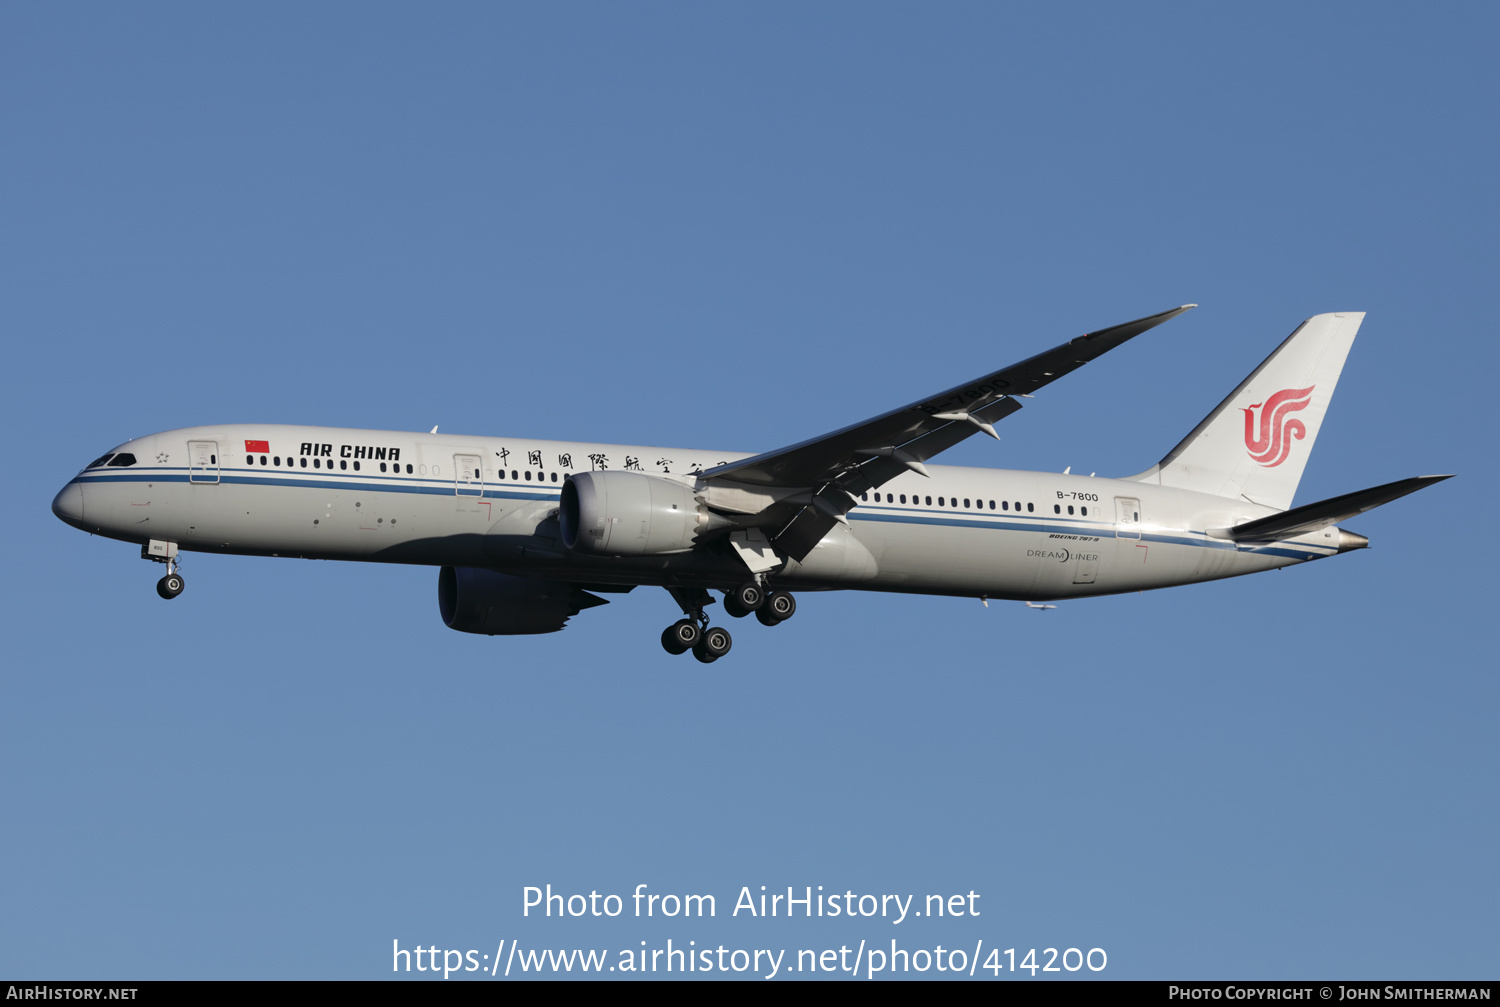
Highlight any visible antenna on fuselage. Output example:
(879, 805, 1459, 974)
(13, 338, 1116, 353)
(430, 426, 439, 434)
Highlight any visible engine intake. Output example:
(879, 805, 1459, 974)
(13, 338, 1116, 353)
(560, 471, 717, 556)
(437, 566, 607, 635)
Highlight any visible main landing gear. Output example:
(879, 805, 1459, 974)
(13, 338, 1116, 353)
(659, 582, 796, 663)
(661, 619, 733, 663)
(724, 580, 796, 626)
(659, 586, 732, 664)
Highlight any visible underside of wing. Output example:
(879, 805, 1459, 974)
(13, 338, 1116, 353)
(702, 304, 1196, 560)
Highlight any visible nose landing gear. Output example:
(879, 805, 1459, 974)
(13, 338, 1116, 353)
(143, 540, 184, 600)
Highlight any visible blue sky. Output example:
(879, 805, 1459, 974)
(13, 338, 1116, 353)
(3, 3, 1495, 980)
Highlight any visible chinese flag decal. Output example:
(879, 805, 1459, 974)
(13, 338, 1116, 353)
(245, 439, 270, 453)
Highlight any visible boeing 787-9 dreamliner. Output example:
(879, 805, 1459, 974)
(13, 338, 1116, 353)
(52, 306, 1449, 663)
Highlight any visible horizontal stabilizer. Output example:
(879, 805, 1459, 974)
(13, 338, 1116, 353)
(1222, 475, 1452, 542)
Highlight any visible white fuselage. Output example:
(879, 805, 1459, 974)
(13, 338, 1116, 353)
(56, 424, 1346, 602)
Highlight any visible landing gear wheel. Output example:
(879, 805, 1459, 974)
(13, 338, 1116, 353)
(760, 590, 795, 624)
(692, 625, 732, 663)
(765, 590, 795, 620)
(156, 573, 184, 600)
(723, 582, 764, 618)
(662, 619, 700, 655)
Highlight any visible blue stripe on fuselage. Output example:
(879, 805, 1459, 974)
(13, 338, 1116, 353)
(76, 469, 1334, 560)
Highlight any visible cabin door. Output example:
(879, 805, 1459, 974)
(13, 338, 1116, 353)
(1115, 497, 1141, 539)
(188, 440, 220, 484)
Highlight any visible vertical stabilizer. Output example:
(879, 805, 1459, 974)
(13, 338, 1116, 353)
(1130, 312, 1363, 510)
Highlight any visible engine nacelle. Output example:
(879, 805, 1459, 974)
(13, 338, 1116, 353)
(437, 566, 606, 635)
(559, 471, 710, 556)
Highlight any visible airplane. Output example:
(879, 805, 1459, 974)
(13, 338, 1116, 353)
(51, 306, 1449, 663)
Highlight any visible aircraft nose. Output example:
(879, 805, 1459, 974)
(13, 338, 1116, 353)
(52, 480, 85, 528)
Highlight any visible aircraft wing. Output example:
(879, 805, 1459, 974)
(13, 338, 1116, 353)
(705, 304, 1195, 488)
(703, 304, 1197, 559)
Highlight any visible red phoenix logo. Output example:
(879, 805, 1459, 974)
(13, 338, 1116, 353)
(1242, 386, 1314, 467)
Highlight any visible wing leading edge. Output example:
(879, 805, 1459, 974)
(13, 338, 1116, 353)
(704, 304, 1197, 560)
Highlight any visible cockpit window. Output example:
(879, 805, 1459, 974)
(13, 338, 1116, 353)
(106, 453, 137, 467)
(87, 453, 115, 468)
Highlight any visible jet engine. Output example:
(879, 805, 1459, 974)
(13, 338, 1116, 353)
(560, 471, 726, 556)
(437, 566, 607, 635)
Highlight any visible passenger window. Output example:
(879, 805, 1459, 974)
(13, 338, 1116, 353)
(380, 462, 387, 472)
(1081, 506, 1087, 516)
(925, 496, 932, 506)
(900, 494, 907, 504)
(550, 472, 558, 483)
(340, 460, 347, 470)
(525, 471, 532, 481)
(1027, 503, 1034, 512)
(498, 469, 504, 479)
(274, 457, 281, 466)
(407, 465, 413, 474)
(964, 498, 971, 508)
(106, 453, 137, 467)
(353, 461, 361, 471)
(938, 497, 944, 506)
(989, 500, 995, 510)
(1067, 505, 1074, 515)
(260, 455, 268, 465)
(1055, 505, 1061, 514)
(313, 458, 320, 469)
(511, 470, 518, 480)
(300, 458, 307, 468)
